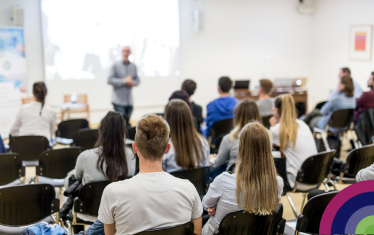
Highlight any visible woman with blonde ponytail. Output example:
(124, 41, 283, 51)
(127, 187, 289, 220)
(202, 122, 283, 235)
(10, 82, 56, 144)
(270, 94, 317, 188)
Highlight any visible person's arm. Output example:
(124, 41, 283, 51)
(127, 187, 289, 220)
(104, 223, 116, 235)
(320, 99, 335, 115)
(10, 109, 22, 136)
(50, 111, 57, 141)
(355, 93, 367, 110)
(356, 163, 374, 182)
(204, 104, 214, 138)
(214, 135, 231, 167)
(132, 66, 140, 87)
(192, 217, 202, 235)
(74, 152, 85, 180)
(107, 64, 126, 87)
(202, 174, 223, 210)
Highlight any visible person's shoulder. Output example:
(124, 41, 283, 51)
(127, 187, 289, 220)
(43, 105, 56, 113)
(79, 148, 99, 160)
(296, 119, 309, 129)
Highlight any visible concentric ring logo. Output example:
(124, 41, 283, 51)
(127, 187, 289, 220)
(320, 180, 374, 234)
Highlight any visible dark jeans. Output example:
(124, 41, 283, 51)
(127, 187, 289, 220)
(303, 109, 323, 131)
(113, 103, 133, 128)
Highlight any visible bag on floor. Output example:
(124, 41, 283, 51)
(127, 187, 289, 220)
(21, 222, 67, 235)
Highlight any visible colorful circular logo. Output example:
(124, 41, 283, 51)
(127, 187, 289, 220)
(320, 180, 374, 234)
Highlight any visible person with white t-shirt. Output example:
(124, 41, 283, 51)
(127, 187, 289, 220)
(98, 114, 203, 235)
(269, 95, 318, 189)
(10, 82, 56, 143)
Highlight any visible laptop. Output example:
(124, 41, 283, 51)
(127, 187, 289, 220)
(234, 80, 250, 89)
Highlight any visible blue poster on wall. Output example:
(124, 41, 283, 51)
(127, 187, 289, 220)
(0, 27, 27, 92)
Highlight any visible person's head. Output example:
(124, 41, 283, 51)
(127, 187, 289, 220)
(339, 67, 351, 78)
(258, 79, 273, 95)
(368, 72, 374, 88)
(338, 76, 354, 97)
(122, 46, 131, 61)
(95, 111, 128, 182)
(181, 79, 197, 97)
(273, 95, 298, 151)
(33, 82, 48, 115)
(231, 99, 262, 140)
(218, 76, 233, 94)
(133, 115, 171, 162)
(168, 90, 193, 114)
(235, 122, 280, 215)
(165, 100, 204, 169)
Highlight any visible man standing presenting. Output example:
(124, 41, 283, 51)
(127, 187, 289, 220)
(108, 46, 140, 127)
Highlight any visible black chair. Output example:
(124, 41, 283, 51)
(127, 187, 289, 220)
(218, 204, 285, 235)
(56, 119, 89, 141)
(273, 150, 336, 218)
(209, 118, 234, 153)
(127, 127, 136, 141)
(0, 184, 60, 234)
(336, 144, 374, 184)
(71, 129, 98, 150)
(8, 135, 50, 166)
(313, 109, 354, 153)
(0, 153, 25, 187)
(170, 167, 210, 199)
(136, 222, 194, 235)
(36, 147, 84, 187)
(294, 191, 338, 235)
(262, 115, 272, 129)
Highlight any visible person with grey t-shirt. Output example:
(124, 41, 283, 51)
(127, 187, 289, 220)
(356, 163, 374, 182)
(108, 46, 140, 127)
(256, 79, 274, 117)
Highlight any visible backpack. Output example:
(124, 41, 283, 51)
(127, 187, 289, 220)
(21, 222, 67, 235)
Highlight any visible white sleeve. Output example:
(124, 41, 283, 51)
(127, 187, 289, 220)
(10, 109, 23, 136)
(270, 125, 280, 146)
(98, 185, 117, 224)
(202, 174, 223, 209)
(190, 183, 203, 220)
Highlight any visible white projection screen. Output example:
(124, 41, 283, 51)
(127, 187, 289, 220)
(40, 0, 180, 81)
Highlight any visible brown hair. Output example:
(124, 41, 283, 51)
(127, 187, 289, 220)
(274, 95, 298, 151)
(95, 111, 128, 182)
(33, 82, 47, 115)
(182, 79, 197, 96)
(135, 115, 170, 161)
(259, 79, 273, 94)
(231, 99, 262, 140)
(165, 100, 205, 169)
(236, 122, 280, 215)
(340, 76, 354, 97)
(341, 67, 351, 76)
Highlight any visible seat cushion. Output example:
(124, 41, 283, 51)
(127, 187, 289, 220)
(37, 176, 64, 187)
(0, 216, 53, 235)
(0, 178, 23, 188)
(22, 160, 39, 167)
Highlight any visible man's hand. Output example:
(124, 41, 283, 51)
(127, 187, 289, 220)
(207, 205, 217, 216)
(209, 154, 216, 160)
(125, 75, 134, 87)
(269, 116, 279, 127)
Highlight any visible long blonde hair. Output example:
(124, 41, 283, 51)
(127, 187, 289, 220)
(230, 99, 262, 140)
(165, 100, 205, 169)
(235, 122, 280, 215)
(274, 94, 298, 151)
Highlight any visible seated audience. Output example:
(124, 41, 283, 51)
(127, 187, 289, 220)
(0, 135, 5, 153)
(270, 95, 317, 188)
(304, 76, 356, 132)
(10, 82, 56, 143)
(256, 79, 274, 117)
(168, 90, 193, 113)
(205, 76, 238, 138)
(330, 67, 363, 99)
(182, 79, 204, 133)
(212, 99, 262, 171)
(356, 163, 374, 182)
(355, 72, 374, 121)
(98, 115, 202, 235)
(202, 122, 283, 235)
(163, 100, 209, 172)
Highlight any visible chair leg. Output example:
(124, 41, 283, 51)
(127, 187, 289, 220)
(300, 193, 308, 214)
(321, 132, 331, 151)
(286, 193, 298, 218)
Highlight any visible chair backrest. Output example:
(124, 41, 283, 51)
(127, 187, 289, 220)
(127, 127, 136, 141)
(0, 153, 24, 186)
(136, 222, 194, 235)
(56, 119, 89, 139)
(64, 94, 88, 104)
(36, 147, 83, 179)
(296, 150, 336, 185)
(170, 167, 210, 199)
(0, 184, 59, 226)
(273, 158, 291, 192)
(74, 180, 111, 216)
(343, 144, 374, 177)
(218, 204, 285, 235)
(8, 136, 50, 161)
(210, 118, 234, 139)
(72, 129, 99, 150)
(261, 115, 272, 129)
(328, 109, 354, 130)
(296, 191, 338, 234)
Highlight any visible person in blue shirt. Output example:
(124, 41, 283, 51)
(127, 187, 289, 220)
(304, 76, 356, 132)
(204, 76, 238, 138)
(0, 135, 5, 153)
(329, 67, 363, 99)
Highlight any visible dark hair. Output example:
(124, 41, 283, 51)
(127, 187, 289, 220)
(259, 79, 273, 94)
(341, 67, 351, 76)
(182, 79, 197, 96)
(168, 90, 193, 114)
(95, 111, 128, 182)
(341, 76, 354, 97)
(218, 76, 233, 92)
(33, 82, 47, 115)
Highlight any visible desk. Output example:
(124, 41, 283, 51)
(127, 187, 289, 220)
(234, 89, 308, 115)
(53, 103, 87, 119)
